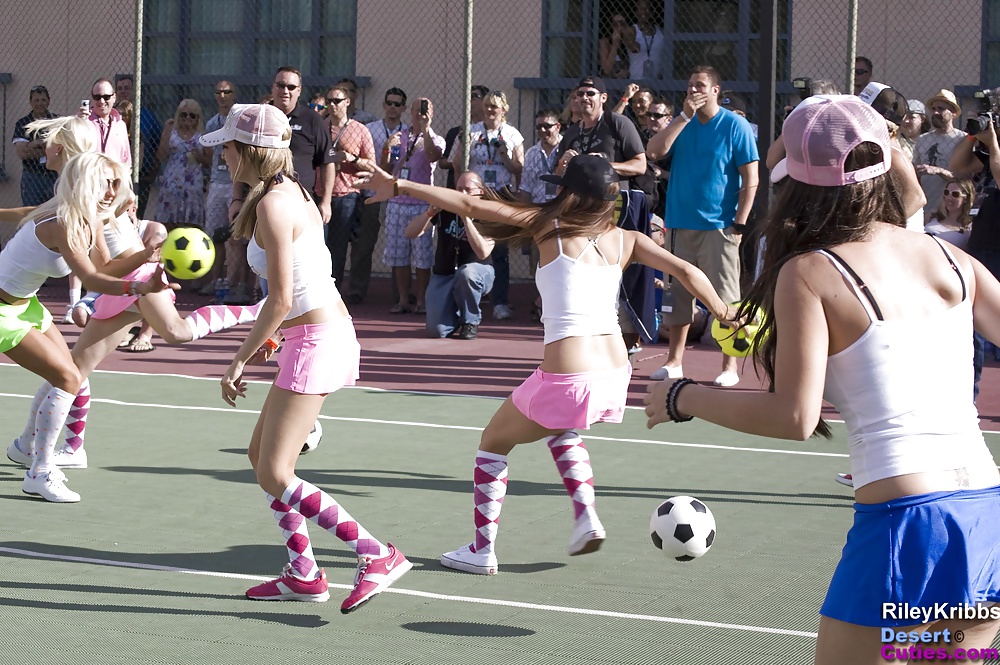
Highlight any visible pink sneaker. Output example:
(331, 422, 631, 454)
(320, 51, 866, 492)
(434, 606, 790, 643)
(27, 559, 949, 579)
(341, 543, 412, 614)
(246, 565, 330, 602)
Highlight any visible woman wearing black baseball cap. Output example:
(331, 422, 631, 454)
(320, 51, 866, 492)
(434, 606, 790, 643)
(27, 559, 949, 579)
(358, 154, 735, 574)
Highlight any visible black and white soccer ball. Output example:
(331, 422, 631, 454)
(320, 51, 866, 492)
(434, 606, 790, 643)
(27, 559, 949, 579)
(649, 496, 716, 561)
(301, 419, 322, 454)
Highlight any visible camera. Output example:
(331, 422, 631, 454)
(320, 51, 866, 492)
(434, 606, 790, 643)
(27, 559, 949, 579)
(965, 89, 999, 136)
(791, 77, 814, 100)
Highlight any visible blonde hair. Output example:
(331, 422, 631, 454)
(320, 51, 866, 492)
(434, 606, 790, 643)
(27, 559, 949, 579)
(483, 91, 509, 120)
(24, 152, 133, 255)
(173, 98, 205, 133)
(24, 116, 98, 160)
(115, 100, 134, 140)
(231, 130, 296, 240)
(931, 178, 976, 230)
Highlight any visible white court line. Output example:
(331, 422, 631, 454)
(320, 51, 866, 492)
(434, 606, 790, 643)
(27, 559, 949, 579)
(0, 546, 817, 639)
(0, 391, 847, 458)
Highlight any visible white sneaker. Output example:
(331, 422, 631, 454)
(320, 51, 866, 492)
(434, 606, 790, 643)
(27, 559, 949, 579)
(493, 304, 512, 320)
(835, 473, 854, 487)
(7, 439, 32, 467)
(568, 516, 607, 556)
(440, 544, 498, 575)
(61, 307, 74, 324)
(53, 446, 88, 469)
(713, 370, 740, 387)
(650, 364, 683, 380)
(22, 468, 80, 503)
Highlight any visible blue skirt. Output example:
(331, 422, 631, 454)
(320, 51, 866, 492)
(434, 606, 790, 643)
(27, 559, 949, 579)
(821, 485, 1000, 627)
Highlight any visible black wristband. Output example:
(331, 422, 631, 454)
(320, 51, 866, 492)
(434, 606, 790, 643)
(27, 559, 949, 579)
(665, 378, 696, 423)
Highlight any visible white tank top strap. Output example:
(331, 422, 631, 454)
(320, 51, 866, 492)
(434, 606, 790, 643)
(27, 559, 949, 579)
(816, 249, 882, 323)
(553, 219, 564, 257)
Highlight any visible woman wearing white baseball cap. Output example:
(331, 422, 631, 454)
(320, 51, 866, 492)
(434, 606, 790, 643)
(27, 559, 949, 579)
(203, 104, 411, 612)
(646, 95, 1000, 662)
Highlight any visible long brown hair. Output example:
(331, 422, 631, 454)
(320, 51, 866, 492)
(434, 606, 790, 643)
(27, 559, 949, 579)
(474, 182, 620, 246)
(742, 142, 906, 439)
(230, 132, 295, 240)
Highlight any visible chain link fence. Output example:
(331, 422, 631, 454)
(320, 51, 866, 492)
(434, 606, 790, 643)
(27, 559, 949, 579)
(0, 0, 994, 286)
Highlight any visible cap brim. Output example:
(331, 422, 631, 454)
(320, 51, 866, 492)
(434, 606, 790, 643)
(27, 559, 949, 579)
(539, 174, 563, 185)
(770, 158, 788, 184)
(199, 126, 234, 147)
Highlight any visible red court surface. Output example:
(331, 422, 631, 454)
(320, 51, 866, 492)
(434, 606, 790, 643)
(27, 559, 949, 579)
(11, 278, 1000, 432)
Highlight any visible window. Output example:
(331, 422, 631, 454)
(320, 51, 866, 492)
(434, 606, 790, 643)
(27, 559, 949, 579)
(986, 0, 1000, 86)
(142, 0, 356, 120)
(539, 0, 791, 113)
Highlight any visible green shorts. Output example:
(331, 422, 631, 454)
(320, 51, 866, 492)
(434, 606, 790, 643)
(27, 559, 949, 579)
(0, 296, 52, 354)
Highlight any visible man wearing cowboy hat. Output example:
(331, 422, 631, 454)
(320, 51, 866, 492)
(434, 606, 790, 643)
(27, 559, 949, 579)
(913, 89, 966, 216)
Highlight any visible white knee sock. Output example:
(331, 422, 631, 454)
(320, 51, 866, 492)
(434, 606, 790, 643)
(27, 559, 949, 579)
(29, 387, 75, 477)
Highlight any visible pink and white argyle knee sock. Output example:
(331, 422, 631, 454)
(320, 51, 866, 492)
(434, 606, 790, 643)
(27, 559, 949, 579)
(29, 386, 75, 477)
(472, 451, 508, 555)
(185, 301, 264, 341)
(547, 431, 596, 522)
(63, 380, 90, 452)
(281, 478, 389, 559)
(267, 493, 320, 580)
(16, 381, 51, 455)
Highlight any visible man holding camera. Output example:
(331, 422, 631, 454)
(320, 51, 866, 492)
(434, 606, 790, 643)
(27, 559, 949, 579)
(913, 89, 965, 216)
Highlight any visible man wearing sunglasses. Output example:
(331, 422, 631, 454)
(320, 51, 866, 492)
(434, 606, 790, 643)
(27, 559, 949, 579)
(324, 84, 376, 290)
(12, 85, 58, 205)
(347, 87, 409, 304)
(854, 56, 873, 96)
(440, 85, 489, 190)
(85, 79, 131, 167)
(267, 66, 335, 225)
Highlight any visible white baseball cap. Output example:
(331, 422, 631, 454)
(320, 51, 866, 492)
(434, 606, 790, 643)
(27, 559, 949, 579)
(199, 104, 290, 149)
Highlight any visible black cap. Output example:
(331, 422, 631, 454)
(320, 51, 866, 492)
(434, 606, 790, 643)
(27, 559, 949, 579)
(540, 154, 618, 200)
(576, 76, 607, 94)
(720, 91, 747, 114)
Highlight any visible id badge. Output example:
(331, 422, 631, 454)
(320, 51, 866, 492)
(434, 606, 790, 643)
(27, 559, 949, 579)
(399, 167, 411, 181)
(642, 59, 655, 78)
(544, 182, 558, 199)
(217, 163, 228, 172)
(484, 169, 498, 187)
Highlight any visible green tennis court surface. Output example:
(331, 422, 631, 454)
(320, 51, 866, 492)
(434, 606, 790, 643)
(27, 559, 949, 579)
(1, 365, 998, 664)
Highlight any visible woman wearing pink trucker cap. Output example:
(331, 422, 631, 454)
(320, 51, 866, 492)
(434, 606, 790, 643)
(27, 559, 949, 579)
(646, 95, 1000, 663)
(201, 104, 411, 612)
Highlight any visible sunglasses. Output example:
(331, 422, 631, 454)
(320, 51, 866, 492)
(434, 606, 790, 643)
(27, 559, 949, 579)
(646, 112, 670, 120)
(105, 178, 122, 190)
(328, 97, 348, 105)
(274, 82, 299, 91)
(576, 90, 599, 98)
(215, 89, 234, 96)
(308, 102, 326, 110)
(384, 100, 405, 107)
(31, 85, 48, 94)
(945, 190, 966, 198)
(535, 122, 558, 130)
(92, 93, 114, 101)
(854, 69, 870, 76)
(179, 112, 199, 119)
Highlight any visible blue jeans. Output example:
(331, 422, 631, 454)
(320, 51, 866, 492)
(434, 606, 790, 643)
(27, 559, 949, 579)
(490, 242, 509, 307)
(425, 263, 495, 338)
(325, 192, 361, 288)
(20, 170, 56, 206)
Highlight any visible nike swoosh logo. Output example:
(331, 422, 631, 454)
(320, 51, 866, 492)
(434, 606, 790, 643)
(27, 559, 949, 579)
(385, 559, 396, 571)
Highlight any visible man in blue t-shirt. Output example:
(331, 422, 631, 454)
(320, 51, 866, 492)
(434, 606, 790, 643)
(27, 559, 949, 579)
(646, 65, 759, 388)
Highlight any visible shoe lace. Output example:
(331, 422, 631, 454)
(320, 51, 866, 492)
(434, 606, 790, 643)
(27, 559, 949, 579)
(47, 468, 68, 484)
(353, 556, 372, 585)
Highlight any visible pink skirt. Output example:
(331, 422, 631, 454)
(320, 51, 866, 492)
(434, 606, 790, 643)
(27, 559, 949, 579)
(511, 364, 632, 430)
(92, 262, 174, 320)
(275, 318, 361, 395)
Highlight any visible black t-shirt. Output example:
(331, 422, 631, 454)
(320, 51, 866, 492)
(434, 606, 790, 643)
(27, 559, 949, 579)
(13, 112, 58, 175)
(281, 103, 334, 192)
(432, 211, 492, 276)
(967, 150, 1000, 255)
(443, 125, 462, 189)
(557, 112, 645, 188)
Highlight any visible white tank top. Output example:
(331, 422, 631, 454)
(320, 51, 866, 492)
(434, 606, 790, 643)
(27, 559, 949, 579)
(246, 207, 340, 320)
(820, 239, 996, 490)
(104, 214, 144, 259)
(535, 222, 623, 345)
(0, 216, 73, 298)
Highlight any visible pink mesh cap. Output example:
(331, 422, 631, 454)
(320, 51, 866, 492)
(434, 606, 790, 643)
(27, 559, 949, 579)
(782, 94, 891, 187)
(199, 104, 290, 149)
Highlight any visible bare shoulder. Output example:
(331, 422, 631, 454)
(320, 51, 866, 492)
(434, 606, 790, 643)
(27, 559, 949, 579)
(776, 252, 829, 294)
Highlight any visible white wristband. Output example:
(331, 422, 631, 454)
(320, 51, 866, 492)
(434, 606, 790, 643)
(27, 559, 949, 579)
(679, 111, 691, 122)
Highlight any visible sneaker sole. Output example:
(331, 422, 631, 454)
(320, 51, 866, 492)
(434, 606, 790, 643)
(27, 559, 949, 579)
(568, 531, 606, 556)
(835, 477, 854, 488)
(246, 591, 331, 602)
(7, 451, 29, 468)
(54, 459, 87, 469)
(439, 554, 498, 576)
(340, 559, 413, 614)
(22, 489, 81, 503)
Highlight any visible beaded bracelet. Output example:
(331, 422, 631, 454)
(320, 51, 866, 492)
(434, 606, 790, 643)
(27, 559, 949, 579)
(665, 378, 696, 423)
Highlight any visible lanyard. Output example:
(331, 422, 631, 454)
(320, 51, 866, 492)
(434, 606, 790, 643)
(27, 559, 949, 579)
(641, 30, 655, 58)
(98, 118, 112, 154)
(331, 118, 349, 151)
(480, 124, 504, 165)
(540, 144, 558, 174)
(403, 130, 421, 163)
